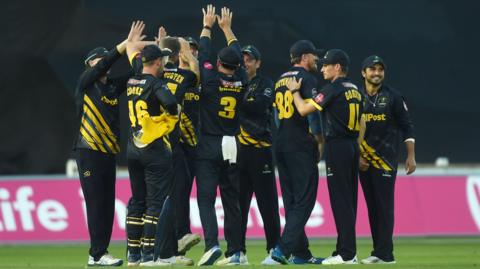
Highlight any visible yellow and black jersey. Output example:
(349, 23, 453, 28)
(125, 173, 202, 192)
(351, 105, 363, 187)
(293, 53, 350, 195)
(162, 62, 199, 147)
(237, 74, 274, 148)
(74, 47, 130, 154)
(311, 77, 363, 140)
(197, 37, 248, 136)
(274, 66, 319, 152)
(360, 85, 415, 171)
(126, 53, 179, 147)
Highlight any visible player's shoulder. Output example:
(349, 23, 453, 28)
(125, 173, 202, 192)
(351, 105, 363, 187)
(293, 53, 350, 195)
(256, 74, 274, 86)
(382, 85, 404, 99)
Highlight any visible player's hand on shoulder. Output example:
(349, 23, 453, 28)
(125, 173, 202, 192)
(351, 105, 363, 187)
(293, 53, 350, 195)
(286, 77, 302, 91)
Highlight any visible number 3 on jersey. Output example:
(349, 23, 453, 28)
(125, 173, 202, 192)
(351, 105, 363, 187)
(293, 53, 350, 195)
(218, 96, 237, 119)
(128, 100, 148, 127)
(275, 91, 294, 119)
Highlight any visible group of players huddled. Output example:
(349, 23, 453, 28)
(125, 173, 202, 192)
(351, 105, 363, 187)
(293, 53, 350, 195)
(74, 4, 416, 267)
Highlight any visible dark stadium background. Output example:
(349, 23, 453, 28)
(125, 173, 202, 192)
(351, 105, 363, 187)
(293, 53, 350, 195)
(1, 0, 479, 174)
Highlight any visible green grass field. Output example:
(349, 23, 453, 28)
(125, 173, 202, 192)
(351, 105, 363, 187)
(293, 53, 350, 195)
(0, 237, 479, 268)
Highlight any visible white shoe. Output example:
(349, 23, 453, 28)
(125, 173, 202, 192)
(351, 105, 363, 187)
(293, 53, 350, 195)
(88, 254, 123, 266)
(198, 246, 222, 266)
(361, 256, 396, 264)
(322, 254, 358, 265)
(216, 251, 249, 266)
(176, 255, 194, 266)
(140, 256, 176, 267)
(261, 249, 281, 265)
(178, 233, 201, 253)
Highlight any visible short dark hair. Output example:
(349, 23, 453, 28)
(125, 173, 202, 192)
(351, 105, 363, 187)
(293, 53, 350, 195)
(340, 65, 349, 74)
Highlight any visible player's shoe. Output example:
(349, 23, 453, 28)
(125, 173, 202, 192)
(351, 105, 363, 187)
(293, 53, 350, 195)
(127, 251, 141, 267)
(361, 256, 396, 264)
(140, 256, 176, 267)
(197, 246, 222, 266)
(322, 254, 358, 265)
(87, 254, 123, 266)
(215, 251, 248, 266)
(270, 246, 289, 265)
(178, 233, 201, 253)
(289, 255, 324, 264)
(175, 255, 194, 266)
(261, 249, 281, 265)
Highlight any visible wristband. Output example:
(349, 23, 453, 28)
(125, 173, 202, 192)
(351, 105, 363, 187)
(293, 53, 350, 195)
(290, 89, 300, 94)
(203, 25, 211, 30)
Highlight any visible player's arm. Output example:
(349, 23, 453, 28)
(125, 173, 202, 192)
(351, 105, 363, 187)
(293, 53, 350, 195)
(198, 4, 216, 83)
(393, 93, 416, 174)
(217, 6, 245, 70)
(155, 83, 179, 116)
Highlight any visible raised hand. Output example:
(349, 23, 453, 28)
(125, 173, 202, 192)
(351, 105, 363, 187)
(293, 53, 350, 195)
(202, 4, 216, 28)
(217, 7, 232, 31)
(128, 20, 146, 42)
(155, 26, 167, 45)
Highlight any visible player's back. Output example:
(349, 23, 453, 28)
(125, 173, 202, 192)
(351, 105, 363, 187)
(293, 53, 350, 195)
(320, 77, 363, 140)
(199, 71, 246, 136)
(274, 66, 317, 152)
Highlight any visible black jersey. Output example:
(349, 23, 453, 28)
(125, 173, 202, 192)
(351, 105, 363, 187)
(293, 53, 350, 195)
(237, 74, 274, 147)
(311, 77, 363, 140)
(198, 37, 248, 136)
(180, 82, 200, 147)
(126, 53, 178, 147)
(360, 85, 415, 171)
(274, 66, 318, 152)
(74, 47, 130, 154)
(162, 62, 199, 147)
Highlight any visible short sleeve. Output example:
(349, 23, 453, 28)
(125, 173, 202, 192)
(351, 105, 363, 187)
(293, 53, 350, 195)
(308, 84, 337, 111)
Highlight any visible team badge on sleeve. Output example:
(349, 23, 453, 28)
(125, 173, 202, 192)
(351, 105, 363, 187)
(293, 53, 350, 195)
(315, 93, 324, 103)
(203, 62, 213, 70)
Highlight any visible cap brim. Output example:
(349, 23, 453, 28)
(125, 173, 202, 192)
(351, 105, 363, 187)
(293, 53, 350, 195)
(318, 58, 334, 65)
(241, 50, 258, 59)
(160, 49, 172, 57)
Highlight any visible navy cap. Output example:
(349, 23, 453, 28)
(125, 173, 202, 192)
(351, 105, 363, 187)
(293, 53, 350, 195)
(242, 45, 261, 60)
(362, 55, 386, 70)
(84, 47, 108, 66)
(318, 49, 350, 67)
(184, 36, 199, 49)
(218, 46, 241, 68)
(290, 40, 323, 58)
(141, 45, 172, 63)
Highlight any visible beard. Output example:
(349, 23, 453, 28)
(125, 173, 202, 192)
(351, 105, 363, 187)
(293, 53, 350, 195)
(366, 76, 383, 86)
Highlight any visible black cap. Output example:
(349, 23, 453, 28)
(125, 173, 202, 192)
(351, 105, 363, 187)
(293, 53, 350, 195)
(290, 40, 323, 58)
(318, 49, 350, 67)
(184, 36, 199, 49)
(242, 45, 261, 60)
(218, 47, 241, 68)
(84, 47, 108, 66)
(141, 45, 172, 63)
(362, 55, 386, 70)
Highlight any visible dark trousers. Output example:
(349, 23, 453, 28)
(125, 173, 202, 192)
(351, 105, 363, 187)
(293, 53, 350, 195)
(238, 145, 280, 254)
(275, 150, 318, 259)
(196, 158, 242, 257)
(76, 148, 116, 260)
(173, 143, 197, 242)
(126, 139, 177, 259)
(324, 138, 359, 260)
(359, 167, 396, 262)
